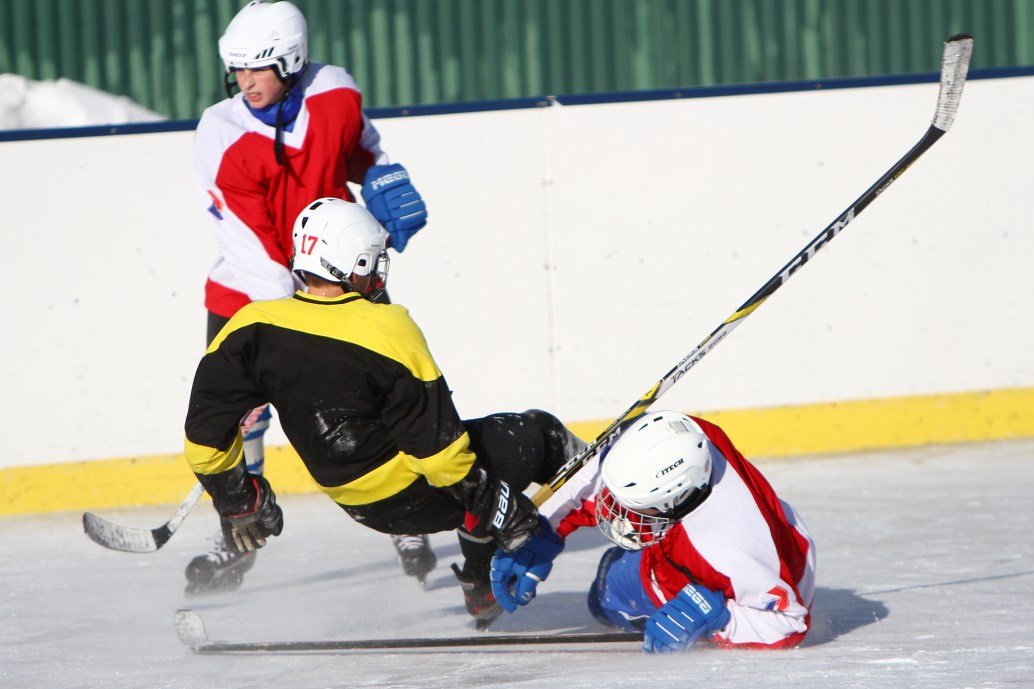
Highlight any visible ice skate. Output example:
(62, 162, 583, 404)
(451, 563, 503, 631)
(391, 534, 437, 587)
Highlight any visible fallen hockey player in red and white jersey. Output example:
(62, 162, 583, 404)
(489, 410, 816, 653)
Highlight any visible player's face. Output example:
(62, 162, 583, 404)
(350, 273, 373, 295)
(235, 67, 288, 109)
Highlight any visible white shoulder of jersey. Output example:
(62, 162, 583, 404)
(538, 450, 604, 530)
(305, 62, 362, 97)
(193, 97, 255, 159)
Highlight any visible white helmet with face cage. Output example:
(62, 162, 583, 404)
(596, 411, 715, 550)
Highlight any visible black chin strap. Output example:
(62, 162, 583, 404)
(273, 67, 295, 166)
(223, 71, 237, 99)
(273, 65, 308, 166)
(668, 483, 713, 521)
(318, 258, 361, 294)
(274, 95, 286, 165)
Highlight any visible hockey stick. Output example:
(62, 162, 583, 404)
(532, 33, 973, 506)
(82, 482, 204, 553)
(82, 405, 271, 552)
(174, 609, 641, 653)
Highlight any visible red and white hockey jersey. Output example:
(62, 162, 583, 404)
(193, 63, 387, 318)
(541, 415, 816, 648)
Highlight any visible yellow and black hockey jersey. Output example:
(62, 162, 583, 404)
(184, 291, 476, 523)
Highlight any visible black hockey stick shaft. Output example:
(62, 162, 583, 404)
(191, 631, 642, 653)
(532, 33, 972, 506)
(175, 606, 640, 653)
(82, 482, 204, 553)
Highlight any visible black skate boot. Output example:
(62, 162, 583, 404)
(451, 562, 503, 631)
(453, 529, 502, 630)
(391, 534, 437, 587)
(184, 533, 256, 595)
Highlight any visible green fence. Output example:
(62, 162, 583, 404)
(2, 0, 1032, 119)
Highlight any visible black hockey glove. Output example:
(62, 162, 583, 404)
(195, 463, 284, 553)
(219, 474, 283, 553)
(445, 465, 541, 552)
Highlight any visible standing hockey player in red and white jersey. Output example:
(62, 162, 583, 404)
(187, 0, 431, 594)
(490, 410, 816, 652)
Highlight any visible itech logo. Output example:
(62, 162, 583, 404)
(656, 457, 684, 478)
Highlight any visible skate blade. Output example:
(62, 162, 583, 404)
(474, 605, 504, 632)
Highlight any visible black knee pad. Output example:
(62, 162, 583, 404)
(524, 409, 586, 481)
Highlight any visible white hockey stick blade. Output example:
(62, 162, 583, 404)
(83, 483, 205, 553)
(932, 34, 973, 132)
(174, 609, 211, 648)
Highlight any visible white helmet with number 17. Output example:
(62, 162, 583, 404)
(596, 411, 715, 550)
(218, 1, 308, 80)
(291, 198, 389, 293)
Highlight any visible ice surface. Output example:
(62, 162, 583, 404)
(2, 439, 1032, 689)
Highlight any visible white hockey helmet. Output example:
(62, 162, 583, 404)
(596, 411, 715, 550)
(291, 198, 389, 292)
(218, 1, 308, 80)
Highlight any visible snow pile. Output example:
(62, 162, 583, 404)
(0, 74, 165, 130)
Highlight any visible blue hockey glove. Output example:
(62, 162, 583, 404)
(642, 583, 730, 654)
(361, 163, 427, 252)
(490, 518, 565, 613)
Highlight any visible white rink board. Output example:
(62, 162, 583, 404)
(1, 75, 1032, 468)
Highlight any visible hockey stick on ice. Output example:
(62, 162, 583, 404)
(82, 405, 271, 552)
(532, 33, 973, 506)
(82, 482, 204, 553)
(174, 609, 641, 653)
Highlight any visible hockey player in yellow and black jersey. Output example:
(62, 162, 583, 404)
(183, 197, 584, 627)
